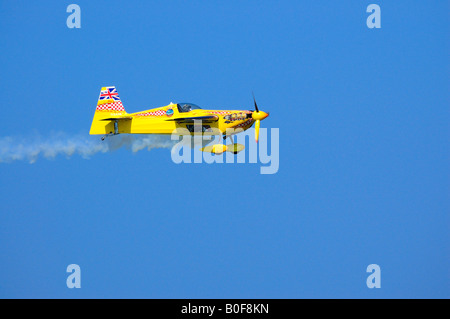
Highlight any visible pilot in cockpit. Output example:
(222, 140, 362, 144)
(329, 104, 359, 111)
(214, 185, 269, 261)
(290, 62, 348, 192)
(177, 103, 202, 113)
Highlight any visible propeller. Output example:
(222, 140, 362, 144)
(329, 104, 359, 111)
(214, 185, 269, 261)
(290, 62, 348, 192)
(251, 92, 269, 143)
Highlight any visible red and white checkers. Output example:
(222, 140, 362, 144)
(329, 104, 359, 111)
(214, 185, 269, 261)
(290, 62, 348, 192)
(135, 109, 167, 117)
(96, 101, 125, 112)
(209, 111, 233, 115)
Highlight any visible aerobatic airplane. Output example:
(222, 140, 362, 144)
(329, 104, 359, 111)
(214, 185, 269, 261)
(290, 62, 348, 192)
(89, 86, 269, 154)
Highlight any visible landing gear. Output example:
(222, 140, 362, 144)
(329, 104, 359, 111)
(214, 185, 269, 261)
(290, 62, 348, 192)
(101, 120, 120, 141)
(227, 135, 245, 154)
(200, 135, 244, 154)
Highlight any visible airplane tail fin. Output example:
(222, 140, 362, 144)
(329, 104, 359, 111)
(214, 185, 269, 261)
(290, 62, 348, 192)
(90, 86, 131, 135)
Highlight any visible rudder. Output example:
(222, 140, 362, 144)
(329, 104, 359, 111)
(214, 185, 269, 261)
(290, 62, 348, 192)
(90, 86, 129, 135)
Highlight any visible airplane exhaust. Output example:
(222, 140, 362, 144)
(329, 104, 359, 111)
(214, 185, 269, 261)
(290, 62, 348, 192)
(0, 133, 175, 163)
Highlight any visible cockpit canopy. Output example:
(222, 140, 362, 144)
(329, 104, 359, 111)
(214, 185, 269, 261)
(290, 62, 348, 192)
(177, 103, 202, 113)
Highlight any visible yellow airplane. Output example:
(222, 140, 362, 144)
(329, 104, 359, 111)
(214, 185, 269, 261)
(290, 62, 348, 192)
(89, 86, 269, 154)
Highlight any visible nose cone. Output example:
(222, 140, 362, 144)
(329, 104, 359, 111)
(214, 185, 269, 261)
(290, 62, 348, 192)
(252, 111, 269, 121)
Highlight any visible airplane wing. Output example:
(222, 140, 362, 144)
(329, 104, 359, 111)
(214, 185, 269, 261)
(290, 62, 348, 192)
(166, 115, 219, 123)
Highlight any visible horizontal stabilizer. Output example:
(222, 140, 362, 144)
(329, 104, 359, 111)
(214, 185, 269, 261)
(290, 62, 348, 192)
(100, 117, 133, 121)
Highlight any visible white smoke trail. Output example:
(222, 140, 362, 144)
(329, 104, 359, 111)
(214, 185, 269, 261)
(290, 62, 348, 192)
(0, 132, 177, 164)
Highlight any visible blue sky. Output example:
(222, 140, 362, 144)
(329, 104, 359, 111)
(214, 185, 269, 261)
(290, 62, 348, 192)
(0, 1, 448, 298)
